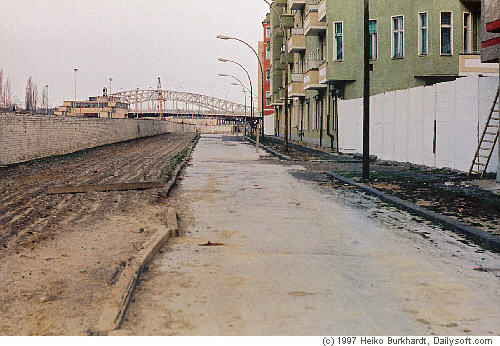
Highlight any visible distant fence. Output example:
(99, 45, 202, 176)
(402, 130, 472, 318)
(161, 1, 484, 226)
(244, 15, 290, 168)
(338, 75, 498, 173)
(0, 114, 196, 166)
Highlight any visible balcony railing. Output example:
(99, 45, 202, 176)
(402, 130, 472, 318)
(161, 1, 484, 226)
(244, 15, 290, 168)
(304, 10, 326, 36)
(318, 0, 327, 22)
(280, 51, 295, 65)
(304, 60, 327, 90)
(288, 28, 306, 53)
(306, 59, 322, 72)
(319, 61, 327, 84)
(288, 0, 306, 11)
(288, 73, 305, 97)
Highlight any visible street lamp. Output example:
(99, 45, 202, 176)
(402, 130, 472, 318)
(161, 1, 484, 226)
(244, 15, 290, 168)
(218, 73, 248, 138)
(218, 58, 254, 134)
(73, 68, 78, 102)
(262, 0, 289, 152)
(217, 34, 265, 137)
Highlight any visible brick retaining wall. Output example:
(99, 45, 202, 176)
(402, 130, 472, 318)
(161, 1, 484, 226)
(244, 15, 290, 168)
(0, 113, 195, 166)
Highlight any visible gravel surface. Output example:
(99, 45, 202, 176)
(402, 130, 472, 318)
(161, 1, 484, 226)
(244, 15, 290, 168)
(259, 137, 500, 237)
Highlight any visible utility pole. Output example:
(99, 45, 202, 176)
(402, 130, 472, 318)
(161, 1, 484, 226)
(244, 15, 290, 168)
(362, 0, 370, 180)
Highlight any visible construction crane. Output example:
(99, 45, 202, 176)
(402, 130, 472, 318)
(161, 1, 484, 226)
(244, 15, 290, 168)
(157, 77, 163, 120)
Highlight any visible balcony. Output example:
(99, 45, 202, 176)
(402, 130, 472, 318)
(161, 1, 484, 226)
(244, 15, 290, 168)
(459, 54, 499, 76)
(288, 73, 305, 97)
(279, 88, 286, 101)
(275, 0, 287, 6)
(273, 27, 284, 39)
(318, 0, 327, 22)
(282, 14, 294, 29)
(288, 0, 306, 11)
(287, 28, 306, 53)
(270, 92, 283, 106)
(304, 60, 327, 90)
(273, 58, 285, 70)
(280, 51, 294, 65)
(319, 61, 327, 84)
(304, 9, 326, 36)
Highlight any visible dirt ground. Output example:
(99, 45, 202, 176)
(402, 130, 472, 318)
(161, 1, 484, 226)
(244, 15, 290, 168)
(259, 137, 500, 237)
(0, 133, 196, 335)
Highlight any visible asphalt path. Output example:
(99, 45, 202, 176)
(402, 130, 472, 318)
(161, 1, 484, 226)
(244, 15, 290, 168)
(121, 134, 500, 336)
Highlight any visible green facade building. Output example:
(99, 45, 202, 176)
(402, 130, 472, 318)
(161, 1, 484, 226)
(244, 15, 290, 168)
(268, 0, 495, 149)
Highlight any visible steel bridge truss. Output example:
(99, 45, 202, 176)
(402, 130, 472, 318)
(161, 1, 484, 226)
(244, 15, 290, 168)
(112, 89, 255, 117)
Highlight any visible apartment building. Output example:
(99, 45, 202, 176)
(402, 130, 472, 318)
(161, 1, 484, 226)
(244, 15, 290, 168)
(269, 0, 498, 149)
(258, 14, 276, 135)
(54, 95, 129, 118)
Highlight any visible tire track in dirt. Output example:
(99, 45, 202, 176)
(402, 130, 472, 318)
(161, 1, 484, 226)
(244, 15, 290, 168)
(0, 133, 196, 257)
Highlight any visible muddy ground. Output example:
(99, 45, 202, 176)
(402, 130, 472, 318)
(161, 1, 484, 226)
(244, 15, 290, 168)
(0, 133, 196, 335)
(258, 137, 500, 237)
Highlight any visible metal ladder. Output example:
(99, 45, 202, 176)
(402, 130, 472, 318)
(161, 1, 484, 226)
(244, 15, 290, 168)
(468, 89, 500, 178)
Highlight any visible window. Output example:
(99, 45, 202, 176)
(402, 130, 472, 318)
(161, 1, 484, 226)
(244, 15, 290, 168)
(265, 26, 270, 39)
(463, 12, 472, 53)
(334, 22, 343, 61)
(392, 16, 404, 58)
(369, 20, 377, 60)
(418, 12, 428, 56)
(266, 91, 271, 98)
(441, 12, 453, 55)
(266, 69, 270, 82)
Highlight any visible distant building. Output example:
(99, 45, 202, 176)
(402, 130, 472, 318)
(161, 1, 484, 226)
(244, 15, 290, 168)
(54, 95, 129, 118)
(258, 13, 275, 135)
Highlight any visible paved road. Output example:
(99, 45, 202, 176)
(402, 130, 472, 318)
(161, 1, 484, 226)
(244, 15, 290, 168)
(122, 135, 500, 335)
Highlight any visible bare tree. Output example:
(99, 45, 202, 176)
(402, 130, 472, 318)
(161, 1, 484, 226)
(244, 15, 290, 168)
(0, 69, 3, 109)
(5, 78, 12, 109)
(33, 84, 38, 112)
(25, 76, 33, 112)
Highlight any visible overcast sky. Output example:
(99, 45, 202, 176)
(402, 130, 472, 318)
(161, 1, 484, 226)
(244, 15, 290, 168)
(0, 0, 269, 108)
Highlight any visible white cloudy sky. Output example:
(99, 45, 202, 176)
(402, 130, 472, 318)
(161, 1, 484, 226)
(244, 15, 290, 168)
(0, 0, 269, 107)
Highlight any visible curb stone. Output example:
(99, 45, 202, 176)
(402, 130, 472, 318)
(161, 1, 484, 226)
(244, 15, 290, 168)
(325, 171, 500, 252)
(94, 209, 179, 335)
(246, 137, 292, 161)
(93, 134, 199, 335)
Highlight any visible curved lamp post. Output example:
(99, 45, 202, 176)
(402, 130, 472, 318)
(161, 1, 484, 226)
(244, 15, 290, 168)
(218, 58, 254, 133)
(217, 34, 265, 137)
(262, 0, 288, 151)
(218, 73, 248, 137)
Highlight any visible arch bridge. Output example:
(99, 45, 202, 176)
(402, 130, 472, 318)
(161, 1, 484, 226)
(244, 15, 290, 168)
(112, 89, 256, 118)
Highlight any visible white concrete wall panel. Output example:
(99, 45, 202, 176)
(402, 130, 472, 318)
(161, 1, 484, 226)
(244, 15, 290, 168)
(370, 93, 384, 159)
(336, 76, 497, 173)
(454, 76, 480, 172)
(435, 80, 456, 169)
(408, 86, 425, 165)
(394, 89, 410, 163)
(422, 85, 437, 167)
(479, 77, 499, 173)
(382, 91, 396, 161)
(338, 98, 362, 153)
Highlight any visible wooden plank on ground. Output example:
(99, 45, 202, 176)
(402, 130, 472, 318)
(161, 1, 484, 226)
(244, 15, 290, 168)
(47, 182, 164, 195)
